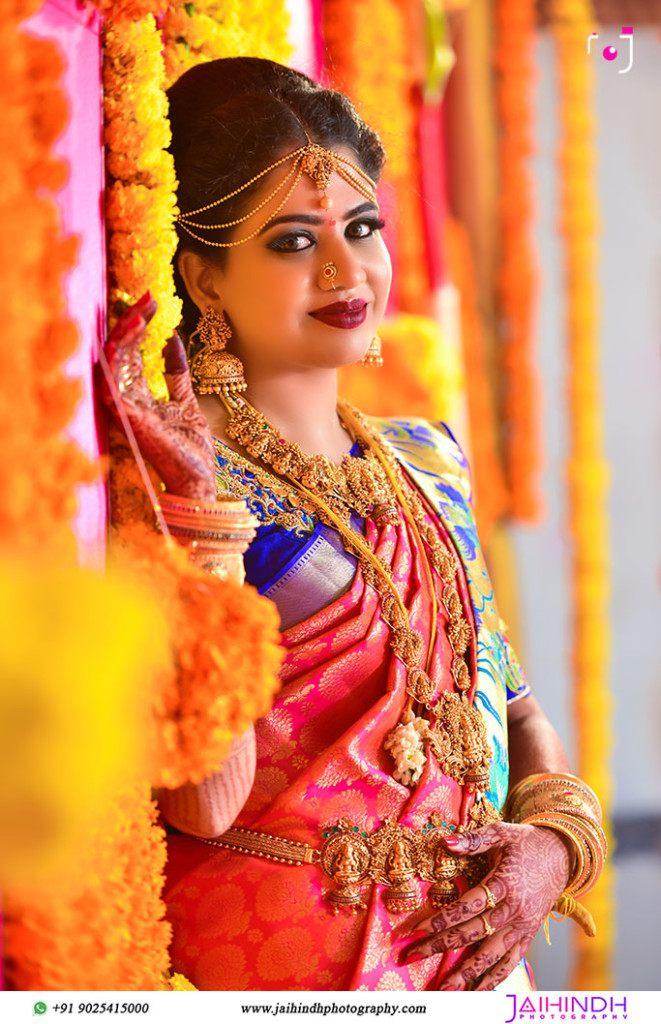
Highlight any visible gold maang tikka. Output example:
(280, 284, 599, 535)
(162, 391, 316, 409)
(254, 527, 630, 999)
(176, 135, 378, 248)
(189, 306, 247, 396)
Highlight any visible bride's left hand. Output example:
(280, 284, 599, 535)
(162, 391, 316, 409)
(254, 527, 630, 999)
(400, 821, 572, 990)
(100, 292, 216, 500)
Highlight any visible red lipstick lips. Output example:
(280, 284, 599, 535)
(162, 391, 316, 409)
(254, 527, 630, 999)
(309, 299, 367, 329)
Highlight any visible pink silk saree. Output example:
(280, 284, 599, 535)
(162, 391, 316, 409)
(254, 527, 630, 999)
(164, 420, 533, 992)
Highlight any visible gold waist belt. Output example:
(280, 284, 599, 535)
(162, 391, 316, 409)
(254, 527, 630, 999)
(193, 812, 495, 915)
(199, 825, 319, 865)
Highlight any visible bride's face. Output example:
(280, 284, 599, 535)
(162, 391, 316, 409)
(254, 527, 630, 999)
(202, 146, 392, 377)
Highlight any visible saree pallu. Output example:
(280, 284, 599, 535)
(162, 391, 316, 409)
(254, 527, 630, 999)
(164, 419, 533, 992)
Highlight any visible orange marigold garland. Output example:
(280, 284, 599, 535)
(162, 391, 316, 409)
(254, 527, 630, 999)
(549, 0, 613, 991)
(2, 2, 282, 991)
(4, 784, 172, 991)
(0, 558, 172, 894)
(87, 1, 162, 17)
(0, 6, 93, 563)
(0, 6, 170, 991)
(162, 0, 292, 86)
(322, 0, 430, 313)
(493, 0, 541, 521)
(107, 432, 283, 788)
(103, 12, 181, 400)
(115, 525, 283, 789)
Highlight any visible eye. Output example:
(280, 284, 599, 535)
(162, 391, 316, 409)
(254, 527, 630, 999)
(345, 216, 386, 239)
(267, 231, 315, 253)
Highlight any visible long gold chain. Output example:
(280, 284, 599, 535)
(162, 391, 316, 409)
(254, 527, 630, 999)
(218, 394, 489, 790)
(339, 404, 439, 680)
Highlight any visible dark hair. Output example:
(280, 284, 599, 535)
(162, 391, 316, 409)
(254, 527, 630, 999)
(167, 57, 386, 337)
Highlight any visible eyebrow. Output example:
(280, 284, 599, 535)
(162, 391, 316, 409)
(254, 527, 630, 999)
(258, 201, 379, 235)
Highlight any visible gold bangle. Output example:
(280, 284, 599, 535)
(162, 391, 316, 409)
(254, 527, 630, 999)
(507, 771, 601, 809)
(158, 492, 250, 517)
(506, 773, 602, 824)
(164, 523, 253, 542)
(523, 811, 606, 898)
(527, 815, 589, 893)
(513, 791, 602, 826)
(158, 492, 257, 563)
(506, 775, 606, 899)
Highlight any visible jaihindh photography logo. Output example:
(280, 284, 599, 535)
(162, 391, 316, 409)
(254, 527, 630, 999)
(505, 994, 628, 1022)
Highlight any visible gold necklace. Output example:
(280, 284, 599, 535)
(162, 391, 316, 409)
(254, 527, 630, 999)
(222, 395, 399, 526)
(219, 394, 491, 793)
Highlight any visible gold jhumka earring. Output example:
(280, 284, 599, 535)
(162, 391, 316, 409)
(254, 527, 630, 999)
(361, 334, 383, 367)
(189, 306, 247, 396)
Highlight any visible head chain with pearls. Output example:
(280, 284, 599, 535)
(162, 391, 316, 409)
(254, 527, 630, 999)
(176, 139, 379, 249)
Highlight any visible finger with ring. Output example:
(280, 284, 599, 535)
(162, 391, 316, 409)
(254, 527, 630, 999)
(481, 883, 498, 909)
(480, 914, 495, 938)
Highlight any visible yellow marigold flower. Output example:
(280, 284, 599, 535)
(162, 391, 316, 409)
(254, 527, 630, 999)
(0, 561, 169, 887)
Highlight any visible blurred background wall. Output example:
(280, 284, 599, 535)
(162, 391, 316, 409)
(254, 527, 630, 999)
(521, 27, 661, 989)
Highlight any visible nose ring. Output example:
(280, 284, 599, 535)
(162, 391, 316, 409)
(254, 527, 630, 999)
(319, 262, 337, 291)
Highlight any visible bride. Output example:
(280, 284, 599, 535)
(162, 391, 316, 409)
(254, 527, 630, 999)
(102, 56, 605, 992)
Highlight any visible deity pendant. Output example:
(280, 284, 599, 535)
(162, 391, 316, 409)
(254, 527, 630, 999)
(370, 820, 424, 915)
(429, 691, 492, 792)
(421, 816, 463, 908)
(320, 819, 371, 914)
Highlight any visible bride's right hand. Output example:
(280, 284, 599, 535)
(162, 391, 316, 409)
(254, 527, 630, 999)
(100, 292, 216, 501)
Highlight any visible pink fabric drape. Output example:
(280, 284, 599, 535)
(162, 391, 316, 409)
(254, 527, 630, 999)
(165, 507, 479, 991)
(25, 0, 107, 569)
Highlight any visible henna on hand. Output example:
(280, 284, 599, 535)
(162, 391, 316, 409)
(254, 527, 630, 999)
(471, 940, 523, 992)
(400, 821, 572, 990)
(100, 294, 216, 501)
(437, 925, 522, 990)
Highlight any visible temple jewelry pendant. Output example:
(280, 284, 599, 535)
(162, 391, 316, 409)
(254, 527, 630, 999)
(428, 848, 462, 908)
(421, 816, 463, 908)
(320, 819, 371, 914)
(428, 692, 492, 792)
(421, 813, 492, 909)
(370, 820, 425, 915)
(469, 794, 502, 828)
